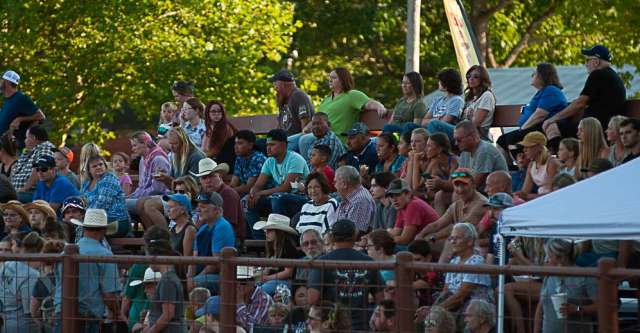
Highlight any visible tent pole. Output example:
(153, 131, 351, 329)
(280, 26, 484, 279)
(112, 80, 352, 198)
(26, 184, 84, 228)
(497, 221, 506, 333)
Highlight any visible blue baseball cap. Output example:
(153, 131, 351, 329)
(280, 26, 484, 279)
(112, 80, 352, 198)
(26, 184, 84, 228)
(484, 192, 514, 208)
(162, 193, 192, 214)
(195, 296, 220, 318)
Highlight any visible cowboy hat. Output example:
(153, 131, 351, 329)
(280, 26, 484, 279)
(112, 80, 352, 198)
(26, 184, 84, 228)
(252, 213, 298, 235)
(190, 158, 229, 177)
(70, 208, 108, 228)
(0, 200, 29, 223)
(24, 200, 57, 220)
(129, 267, 162, 287)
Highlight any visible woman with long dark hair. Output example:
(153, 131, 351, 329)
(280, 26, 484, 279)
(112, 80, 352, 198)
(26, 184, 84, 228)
(383, 71, 428, 133)
(427, 65, 496, 142)
(201, 100, 237, 159)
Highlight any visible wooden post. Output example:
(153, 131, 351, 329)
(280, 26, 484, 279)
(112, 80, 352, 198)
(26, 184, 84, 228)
(219, 247, 238, 333)
(405, 0, 421, 72)
(395, 252, 416, 332)
(597, 258, 618, 333)
(61, 244, 79, 333)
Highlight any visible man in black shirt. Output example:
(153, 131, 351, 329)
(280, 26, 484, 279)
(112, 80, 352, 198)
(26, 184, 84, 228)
(620, 118, 640, 163)
(543, 45, 626, 145)
(307, 219, 383, 332)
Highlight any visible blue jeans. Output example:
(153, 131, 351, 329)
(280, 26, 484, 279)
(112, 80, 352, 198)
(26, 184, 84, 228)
(271, 193, 308, 218)
(426, 119, 456, 143)
(298, 133, 317, 159)
(382, 122, 420, 135)
(259, 279, 291, 296)
(288, 133, 302, 152)
(16, 191, 33, 203)
(193, 273, 221, 295)
(246, 193, 307, 239)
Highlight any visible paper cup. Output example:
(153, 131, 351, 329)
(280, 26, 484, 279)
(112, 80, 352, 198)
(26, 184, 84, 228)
(551, 293, 567, 319)
(290, 182, 300, 190)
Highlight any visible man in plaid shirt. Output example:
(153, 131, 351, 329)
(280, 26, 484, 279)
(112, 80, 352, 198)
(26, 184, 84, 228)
(10, 125, 55, 202)
(300, 113, 346, 169)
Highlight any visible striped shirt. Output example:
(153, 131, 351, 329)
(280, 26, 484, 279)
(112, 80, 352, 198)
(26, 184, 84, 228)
(335, 185, 375, 232)
(236, 286, 273, 331)
(296, 198, 338, 235)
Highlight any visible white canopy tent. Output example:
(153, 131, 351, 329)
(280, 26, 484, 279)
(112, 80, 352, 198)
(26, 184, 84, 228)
(499, 157, 640, 240)
(495, 157, 640, 332)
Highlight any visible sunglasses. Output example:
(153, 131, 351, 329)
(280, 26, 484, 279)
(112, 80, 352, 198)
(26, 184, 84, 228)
(174, 189, 186, 194)
(450, 171, 471, 179)
(36, 167, 50, 172)
(301, 239, 319, 247)
(466, 74, 481, 79)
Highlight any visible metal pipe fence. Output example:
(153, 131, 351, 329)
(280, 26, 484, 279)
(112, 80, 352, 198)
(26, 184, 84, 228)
(1, 245, 637, 333)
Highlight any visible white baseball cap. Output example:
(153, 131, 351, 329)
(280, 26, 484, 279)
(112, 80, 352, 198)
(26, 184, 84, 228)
(2, 70, 20, 84)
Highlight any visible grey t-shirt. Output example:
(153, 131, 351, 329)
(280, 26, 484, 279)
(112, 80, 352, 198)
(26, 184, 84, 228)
(278, 88, 314, 135)
(461, 90, 496, 140)
(458, 140, 508, 175)
(372, 201, 397, 230)
(149, 270, 187, 333)
(540, 276, 597, 333)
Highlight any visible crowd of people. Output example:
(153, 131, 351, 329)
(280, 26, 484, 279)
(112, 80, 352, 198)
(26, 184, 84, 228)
(0, 43, 639, 333)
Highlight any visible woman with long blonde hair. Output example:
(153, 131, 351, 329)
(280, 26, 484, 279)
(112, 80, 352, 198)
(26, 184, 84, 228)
(577, 117, 609, 174)
(605, 115, 629, 166)
(79, 143, 101, 184)
(515, 131, 560, 200)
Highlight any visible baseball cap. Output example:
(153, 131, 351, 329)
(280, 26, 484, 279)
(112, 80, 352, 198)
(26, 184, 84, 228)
(266, 129, 288, 143)
(58, 147, 74, 163)
(62, 196, 86, 213)
(341, 122, 369, 136)
(518, 131, 547, 147)
(196, 296, 221, 318)
(484, 192, 514, 208)
(331, 219, 356, 238)
(451, 168, 474, 185)
(267, 69, 294, 83)
(581, 45, 612, 62)
(580, 158, 613, 174)
(2, 70, 20, 84)
(33, 155, 56, 168)
(195, 192, 224, 207)
(385, 179, 411, 196)
(162, 193, 192, 215)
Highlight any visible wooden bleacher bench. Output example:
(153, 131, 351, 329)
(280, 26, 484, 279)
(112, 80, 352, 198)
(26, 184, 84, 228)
(228, 100, 640, 134)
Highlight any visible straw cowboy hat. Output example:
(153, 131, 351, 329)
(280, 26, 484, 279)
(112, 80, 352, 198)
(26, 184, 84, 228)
(0, 200, 29, 223)
(129, 267, 162, 287)
(70, 208, 108, 228)
(252, 213, 298, 235)
(190, 158, 229, 177)
(24, 200, 56, 220)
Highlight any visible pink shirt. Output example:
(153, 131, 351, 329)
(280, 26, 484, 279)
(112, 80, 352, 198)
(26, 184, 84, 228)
(395, 197, 439, 233)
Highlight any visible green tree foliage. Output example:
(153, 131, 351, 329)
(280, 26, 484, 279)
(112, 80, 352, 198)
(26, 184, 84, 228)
(291, 0, 640, 108)
(0, 0, 298, 144)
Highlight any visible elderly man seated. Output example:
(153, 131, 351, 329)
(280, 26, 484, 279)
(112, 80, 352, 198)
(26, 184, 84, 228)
(433, 223, 492, 313)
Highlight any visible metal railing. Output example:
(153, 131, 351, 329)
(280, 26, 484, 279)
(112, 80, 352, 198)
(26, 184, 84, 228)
(2, 245, 638, 333)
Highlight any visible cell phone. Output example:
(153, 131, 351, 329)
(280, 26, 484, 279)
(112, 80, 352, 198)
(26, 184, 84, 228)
(422, 173, 432, 180)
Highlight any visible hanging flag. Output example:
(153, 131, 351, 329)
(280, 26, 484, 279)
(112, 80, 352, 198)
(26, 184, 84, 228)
(443, 0, 483, 75)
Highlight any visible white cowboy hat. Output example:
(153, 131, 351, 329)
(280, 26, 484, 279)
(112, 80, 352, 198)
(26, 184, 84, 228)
(70, 208, 108, 228)
(190, 158, 229, 177)
(253, 213, 298, 235)
(129, 267, 162, 286)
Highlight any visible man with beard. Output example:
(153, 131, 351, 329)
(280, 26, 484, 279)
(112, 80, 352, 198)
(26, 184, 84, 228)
(268, 69, 314, 140)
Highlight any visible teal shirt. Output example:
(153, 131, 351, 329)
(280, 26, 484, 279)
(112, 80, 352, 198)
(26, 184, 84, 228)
(260, 150, 310, 186)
